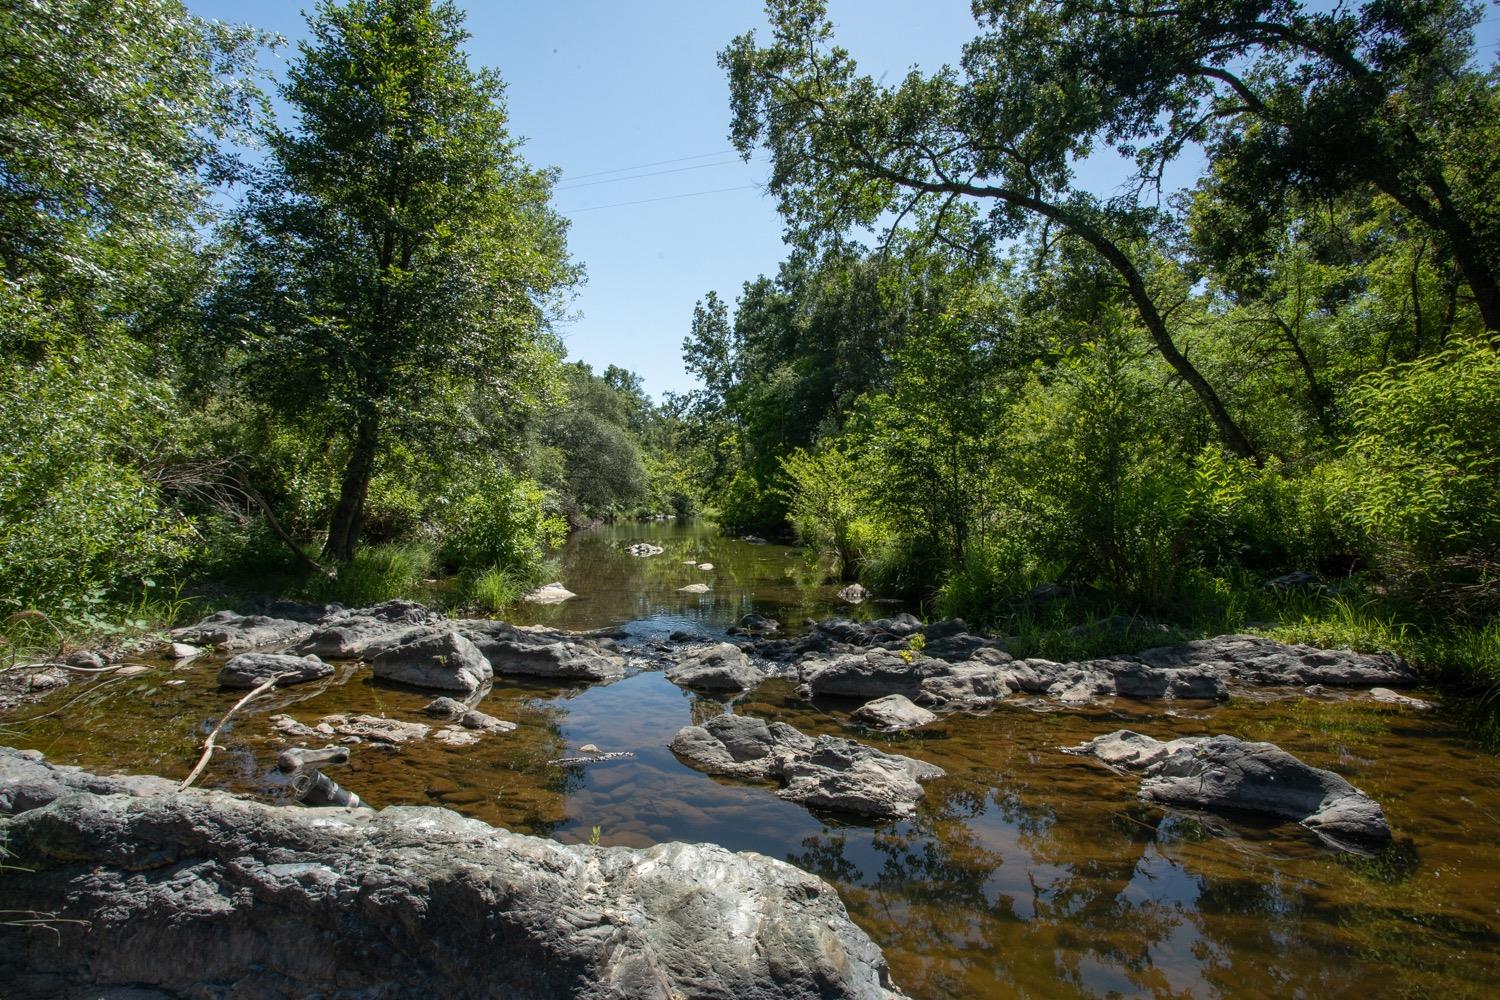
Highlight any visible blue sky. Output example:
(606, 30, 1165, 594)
(187, 1, 1500, 400)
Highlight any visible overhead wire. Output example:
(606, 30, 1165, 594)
(561, 149, 741, 182)
(560, 184, 762, 214)
(556, 156, 758, 191)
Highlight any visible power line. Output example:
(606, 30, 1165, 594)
(556, 157, 755, 191)
(562, 149, 740, 182)
(561, 183, 762, 214)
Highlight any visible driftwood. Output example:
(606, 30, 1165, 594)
(180, 672, 295, 791)
(291, 768, 363, 808)
(548, 751, 635, 766)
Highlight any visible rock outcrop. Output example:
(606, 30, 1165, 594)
(1062, 730, 1391, 850)
(669, 714, 944, 819)
(665, 643, 763, 692)
(0, 747, 901, 1000)
(170, 610, 313, 652)
(217, 651, 333, 689)
(290, 599, 444, 659)
(371, 631, 492, 693)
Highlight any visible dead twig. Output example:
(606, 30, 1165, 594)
(180, 672, 296, 790)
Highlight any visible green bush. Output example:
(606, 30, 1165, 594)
(441, 470, 565, 577)
(311, 541, 436, 607)
(717, 468, 786, 535)
(936, 535, 1043, 624)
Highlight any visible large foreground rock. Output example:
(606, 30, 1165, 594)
(665, 643, 764, 692)
(0, 748, 900, 1000)
(1063, 730, 1391, 850)
(170, 611, 312, 652)
(670, 714, 944, 819)
(371, 631, 492, 693)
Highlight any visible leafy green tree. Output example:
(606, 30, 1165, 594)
(778, 445, 869, 578)
(216, 0, 575, 563)
(722, 0, 1259, 459)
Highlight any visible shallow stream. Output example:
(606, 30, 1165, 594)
(6, 520, 1500, 998)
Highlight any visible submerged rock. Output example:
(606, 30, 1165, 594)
(171, 611, 313, 652)
(316, 714, 430, 745)
(0, 747, 901, 1000)
(665, 643, 764, 692)
(217, 652, 333, 689)
(669, 714, 945, 819)
(371, 631, 492, 693)
(851, 694, 936, 731)
(1063, 730, 1391, 850)
(423, 696, 517, 732)
(727, 612, 781, 636)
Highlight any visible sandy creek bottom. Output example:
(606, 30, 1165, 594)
(5, 520, 1499, 999)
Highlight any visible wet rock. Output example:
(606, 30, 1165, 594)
(801, 649, 955, 699)
(742, 534, 768, 544)
(665, 643, 763, 692)
(25, 669, 69, 693)
(166, 641, 203, 661)
(171, 611, 313, 652)
(696, 562, 715, 571)
(10, 748, 904, 1000)
(477, 638, 626, 682)
(316, 714, 430, 744)
(63, 650, 106, 670)
(113, 665, 151, 678)
(851, 694, 936, 731)
(217, 652, 333, 689)
(1063, 730, 1391, 850)
(626, 542, 665, 557)
(669, 714, 944, 819)
(371, 631, 492, 693)
(728, 612, 780, 636)
(423, 697, 517, 732)
(290, 600, 443, 659)
(1121, 634, 1416, 688)
(549, 750, 635, 766)
(838, 583, 869, 604)
(522, 582, 576, 604)
(433, 727, 482, 747)
(269, 714, 327, 739)
(677, 583, 712, 594)
(1367, 687, 1435, 710)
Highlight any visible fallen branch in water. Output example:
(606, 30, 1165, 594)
(180, 672, 296, 791)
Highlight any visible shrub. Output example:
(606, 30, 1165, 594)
(312, 541, 435, 607)
(441, 470, 565, 578)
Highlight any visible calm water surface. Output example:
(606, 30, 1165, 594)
(7, 520, 1500, 998)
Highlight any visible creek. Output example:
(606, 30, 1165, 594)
(6, 519, 1500, 998)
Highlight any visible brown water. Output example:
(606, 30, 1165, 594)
(5, 520, 1500, 999)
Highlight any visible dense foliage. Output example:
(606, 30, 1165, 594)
(694, 0, 1499, 656)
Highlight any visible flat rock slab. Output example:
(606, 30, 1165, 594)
(670, 714, 944, 819)
(217, 652, 332, 689)
(665, 643, 763, 692)
(317, 714, 430, 744)
(478, 638, 626, 682)
(1063, 730, 1391, 850)
(522, 582, 576, 604)
(851, 694, 936, 731)
(371, 631, 492, 694)
(0, 747, 900, 1000)
(171, 611, 312, 652)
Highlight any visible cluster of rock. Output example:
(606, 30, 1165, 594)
(170, 599, 631, 688)
(1063, 730, 1392, 850)
(0, 747, 902, 1000)
(735, 615, 1418, 711)
(669, 714, 945, 819)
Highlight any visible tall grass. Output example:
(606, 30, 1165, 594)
(309, 541, 437, 608)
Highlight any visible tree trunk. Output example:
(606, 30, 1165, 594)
(323, 417, 379, 564)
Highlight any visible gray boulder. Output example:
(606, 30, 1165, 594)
(1118, 634, 1416, 688)
(670, 714, 944, 819)
(371, 631, 492, 693)
(217, 652, 333, 689)
(851, 694, 936, 731)
(801, 649, 954, 699)
(290, 600, 443, 659)
(170, 611, 312, 652)
(479, 638, 627, 682)
(0, 747, 900, 1000)
(665, 643, 763, 692)
(521, 582, 576, 604)
(838, 583, 869, 604)
(1063, 730, 1391, 849)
